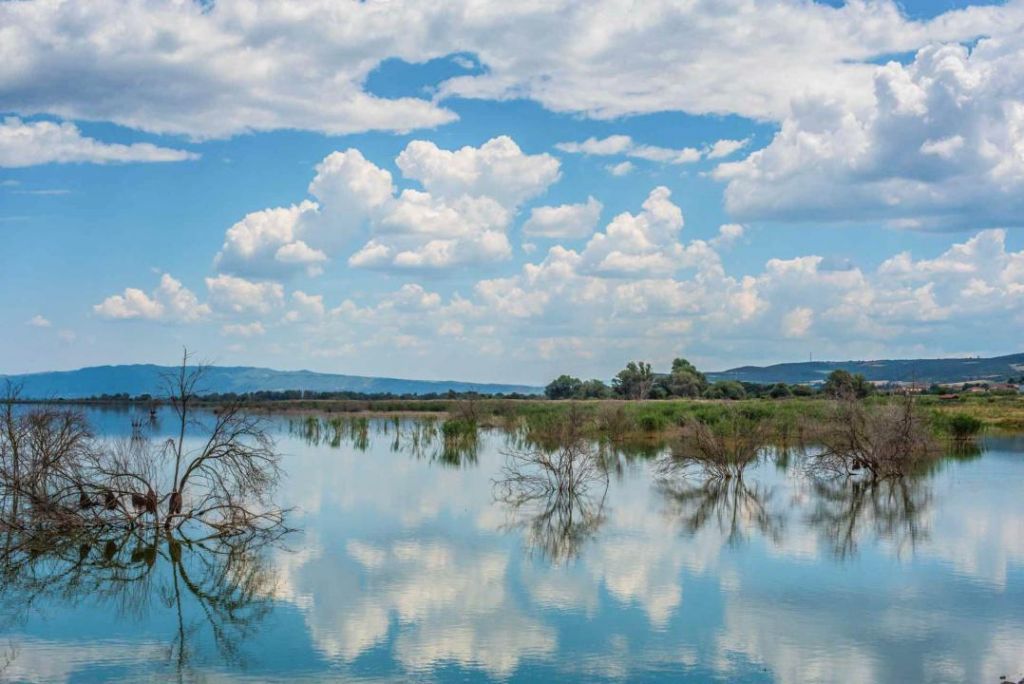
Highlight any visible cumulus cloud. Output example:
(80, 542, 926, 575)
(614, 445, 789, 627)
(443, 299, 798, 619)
(284, 290, 326, 323)
(397, 137, 560, 208)
(0, 117, 197, 167)
(578, 186, 687, 275)
(214, 202, 322, 278)
(27, 314, 51, 328)
(557, 135, 701, 165)
(606, 161, 635, 177)
(711, 224, 745, 248)
(782, 307, 814, 338)
(222, 322, 266, 337)
(437, 0, 1024, 122)
(205, 274, 284, 315)
(0, 1, 456, 139)
(8, 1, 1019, 142)
(705, 138, 751, 160)
(523, 197, 602, 239)
(715, 40, 1024, 228)
(217, 136, 559, 273)
(93, 274, 210, 322)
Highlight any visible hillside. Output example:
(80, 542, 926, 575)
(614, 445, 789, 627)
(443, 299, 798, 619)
(707, 353, 1024, 385)
(0, 364, 542, 399)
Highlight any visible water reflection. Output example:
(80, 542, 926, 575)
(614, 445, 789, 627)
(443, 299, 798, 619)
(806, 476, 931, 559)
(657, 474, 784, 547)
(493, 433, 609, 564)
(291, 415, 480, 466)
(4, 409, 1023, 682)
(0, 525, 284, 681)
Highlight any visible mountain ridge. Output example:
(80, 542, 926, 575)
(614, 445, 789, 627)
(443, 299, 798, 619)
(707, 352, 1024, 385)
(0, 364, 543, 398)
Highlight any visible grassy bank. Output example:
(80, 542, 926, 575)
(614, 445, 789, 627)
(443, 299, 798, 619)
(249, 394, 1024, 431)
(32, 393, 1024, 434)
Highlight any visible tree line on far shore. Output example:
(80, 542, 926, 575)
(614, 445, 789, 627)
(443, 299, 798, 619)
(544, 359, 875, 401)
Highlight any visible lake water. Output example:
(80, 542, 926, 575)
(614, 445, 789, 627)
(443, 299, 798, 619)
(1, 407, 1023, 683)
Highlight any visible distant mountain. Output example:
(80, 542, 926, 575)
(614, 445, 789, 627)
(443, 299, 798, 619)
(0, 364, 543, 399)
(707, 353, 1024, 385)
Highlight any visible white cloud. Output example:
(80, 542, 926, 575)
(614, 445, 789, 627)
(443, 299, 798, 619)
(214, 202, 321, 278)
(396, 136, 560, 208)
(274, 241, 327, 275)
(93, 273, 209, 323)
(27, 314, 51, 328)
(5, 1, 1023, 143)
(523, 197, 602, 239)
(0, 117, 196, 167)
(715, 40, 1024, 228)
(440, 1, 1024, 122)
(705, 138, 751, 160)
(607, 161, 635, 176)
(205, 274, 284, 315)
(222, 321, 266, 337)
(557, 135, 700, 165)
(781, 307, 814, 338)
(284, 290, 326, 323)
(0, 2, 456, 139)
(579, 186, 687, 275)
(219, 136, 559, 273)
(710, 223, 744, 248)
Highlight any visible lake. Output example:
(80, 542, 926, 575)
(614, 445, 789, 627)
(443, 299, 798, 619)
(1, 407, 1022, 682)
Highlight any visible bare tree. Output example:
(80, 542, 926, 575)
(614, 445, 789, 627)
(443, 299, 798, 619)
(662, 410, 770, 481)
(809, 393, 937, 480)
(1, 351, 286, 537)
(156, 350, 284, 534)
(493, 407, 609, 563)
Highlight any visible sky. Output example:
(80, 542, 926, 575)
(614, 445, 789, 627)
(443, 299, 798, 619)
(2, 0, 1024, 384)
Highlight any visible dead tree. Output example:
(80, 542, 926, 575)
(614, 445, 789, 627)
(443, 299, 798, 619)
(810, 393, 937, 480)
(157, 350, 283, 534)
(1, 351, 285, 538)
(493, 408, 608, 563)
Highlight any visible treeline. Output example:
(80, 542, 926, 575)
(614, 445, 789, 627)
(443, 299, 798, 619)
(52, 389, 540, 403)
(545, 359, 875, 401)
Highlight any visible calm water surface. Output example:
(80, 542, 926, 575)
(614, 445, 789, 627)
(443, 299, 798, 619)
(1, 407, 1022, 683)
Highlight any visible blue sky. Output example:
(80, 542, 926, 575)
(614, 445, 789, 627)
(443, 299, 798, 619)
(2, 0, 1024, 383)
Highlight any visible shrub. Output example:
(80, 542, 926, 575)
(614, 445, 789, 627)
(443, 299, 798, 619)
(944, 413, 983, 441)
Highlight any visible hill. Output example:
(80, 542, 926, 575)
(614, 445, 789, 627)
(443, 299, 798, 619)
(707, 353, 1024, 385)
(0, 364, 542, 399)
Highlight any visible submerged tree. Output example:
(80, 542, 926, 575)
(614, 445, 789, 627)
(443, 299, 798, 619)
(670, 409, 771, 480)
(656, 409, 782, 545)
(157, 351, 283, 533)
(810, 393, 937, 479)
(493, 407, 609, 563)
(0, 351, 285, 537)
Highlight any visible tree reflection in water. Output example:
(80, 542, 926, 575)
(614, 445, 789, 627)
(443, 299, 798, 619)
(806, 475, 931, 559)
(657, 474, 784, 547)
(657, 433, 933, 557)
(493, 411, 609, 564)
(0, 524, 287, 680)
(291, 415, 480, 467)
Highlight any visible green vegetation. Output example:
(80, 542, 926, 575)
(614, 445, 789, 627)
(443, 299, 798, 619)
(937, 412, 985, 441)
(543, 360, 882, 402)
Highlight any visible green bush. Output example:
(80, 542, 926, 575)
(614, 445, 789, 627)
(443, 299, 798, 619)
(636, 412, 669, 432)
(945, 413, 983, 440)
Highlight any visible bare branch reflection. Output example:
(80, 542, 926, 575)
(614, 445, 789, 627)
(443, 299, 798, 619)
(493, 409, 609, 564)
(806, 476, 931, 559)
(0, 524, 288, 680)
